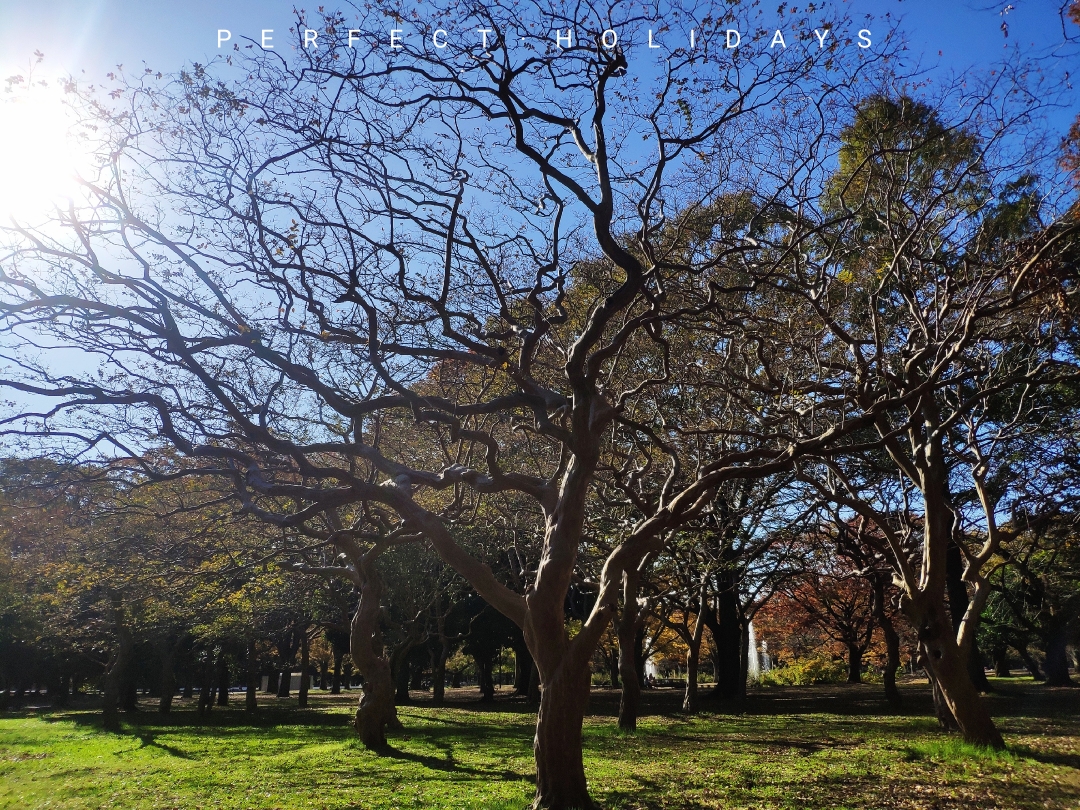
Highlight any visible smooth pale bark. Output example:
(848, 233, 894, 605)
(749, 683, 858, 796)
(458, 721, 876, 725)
(683, 637, 701, 713)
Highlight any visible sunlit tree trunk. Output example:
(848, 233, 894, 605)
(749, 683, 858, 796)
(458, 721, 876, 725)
(350, 547, 401, 748)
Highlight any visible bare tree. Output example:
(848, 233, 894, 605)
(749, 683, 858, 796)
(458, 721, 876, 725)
(0, 2, 941, 805)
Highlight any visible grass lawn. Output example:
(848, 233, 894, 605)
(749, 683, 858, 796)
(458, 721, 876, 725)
(1, 679, 1078, 809)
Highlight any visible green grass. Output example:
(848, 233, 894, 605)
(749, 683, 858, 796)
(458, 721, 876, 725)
(1, 681, 1079, 809)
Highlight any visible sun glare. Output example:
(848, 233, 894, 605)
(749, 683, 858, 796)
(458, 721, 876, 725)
(0, 82, 98, 222)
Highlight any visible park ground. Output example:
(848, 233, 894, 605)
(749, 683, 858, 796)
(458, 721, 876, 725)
(1, 679, 1079, 809)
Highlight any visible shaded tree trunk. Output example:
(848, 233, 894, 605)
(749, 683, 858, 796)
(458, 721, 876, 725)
(606, 645, 620, 689)
(917, 603, 1003, 747)
(331, 650, 342, 694)
(1043, 619, 1074, 687)
(158, 643, 178, 715)
(217, 654, 230, 706)
(946, 539, 991, 693)
(265, 670, 278, 694)
(683, 586, 707, 713)
(1015, 644, 1044, 680)
(319, 660, 328, 690)
(871, 576, 903, 709)
(475, 654, 495, 702)
(350, 548, 401, 748)
(197, 655, 215, 716)
(617, 569, 642, 732)
(298, 632, 311, 708)
(847, 644, 863, 683)
(533, 658, 595, 810)
(102, 598, 133, 731)
(245, 639, 259, 712)
(277, 666, 291, 698)
(706, 574, 745, 701)
(992, 645, 1012, 678)
(432, 640, 449, 706)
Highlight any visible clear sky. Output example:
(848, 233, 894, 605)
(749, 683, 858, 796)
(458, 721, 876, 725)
(0, 0, 1075, 81)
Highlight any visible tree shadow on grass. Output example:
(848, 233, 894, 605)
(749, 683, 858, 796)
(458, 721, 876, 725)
(134, 731, 191, 759)
(1010, 744, 1080, 770)
(377, 740, 534, 784)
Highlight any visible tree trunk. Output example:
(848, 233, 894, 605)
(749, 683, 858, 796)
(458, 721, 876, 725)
(930, 672, 959, 731)
(992, 646, 1012, 678)
(245, 639, 259, 712)
(197, 656, 215, 716)
(606, 645, 620, 689)
(216, 654, 230, 706)
(533, 661, 595, 810)
(158, 645, 176, 715)
(475, 654, 495, 702)
(683, 636, 700, 713)
(265, 669, 279, 694)
(871, 575, 902, 709)
(102, 598, 133, 731)
(920, 610, 1004, 747)
(514, 643, 534, 695)
(617, 570, 642, 732)
(331, 650, 342, 694)
(53, 672, 70, 708)
(298, 633, 311, 708)
(319, 660, 328, 690)
(946, 539, 991, 693)
(395, 652, 413, 704)
(432, 641, 449, 706)
(356, 655, 397, 747)
(1043, 620, 1074, 686)
(847, 644, 863, 683)
(350, 547, 401, 748)
(1014, 644, 1043, 680)
(277, 665, 291, 697)
(706, 575, 745, 701)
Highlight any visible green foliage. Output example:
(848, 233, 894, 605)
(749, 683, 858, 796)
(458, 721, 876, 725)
(759, 654, 848, 686)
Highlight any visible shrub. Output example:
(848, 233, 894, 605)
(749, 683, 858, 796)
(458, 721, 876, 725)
(759, 654, 848, 686)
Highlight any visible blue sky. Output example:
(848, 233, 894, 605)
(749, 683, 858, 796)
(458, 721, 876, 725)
(1, 0, 1074, 81)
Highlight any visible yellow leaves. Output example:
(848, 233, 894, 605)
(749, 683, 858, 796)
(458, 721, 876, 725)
(837, 268, 856, 284)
